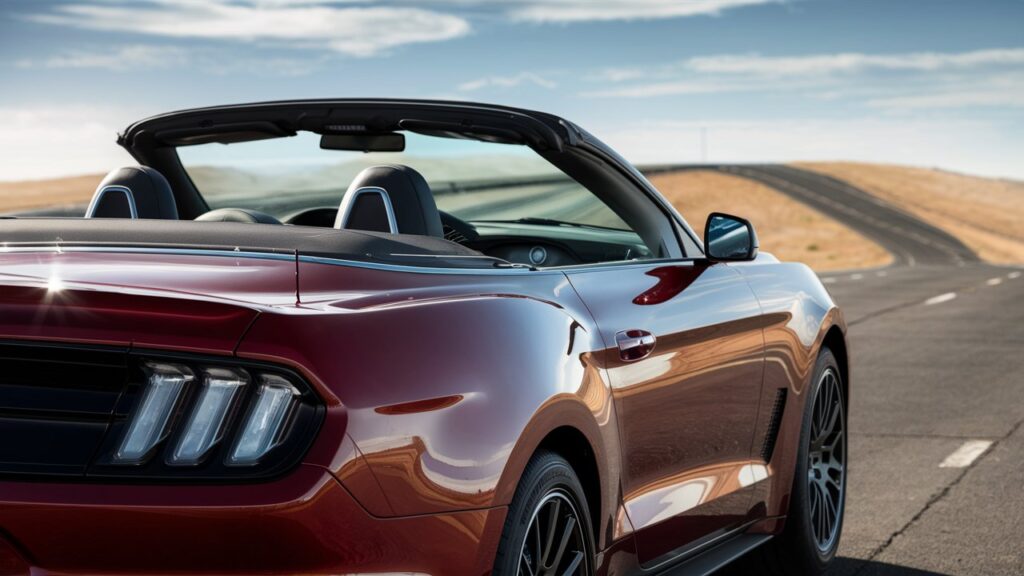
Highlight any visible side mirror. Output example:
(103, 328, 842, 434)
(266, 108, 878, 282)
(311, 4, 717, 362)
(705, 212, 758, 262)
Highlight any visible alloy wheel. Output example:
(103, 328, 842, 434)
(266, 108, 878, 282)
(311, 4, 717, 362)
(807, 367, 846, 553)
(518, 489, 589, 576)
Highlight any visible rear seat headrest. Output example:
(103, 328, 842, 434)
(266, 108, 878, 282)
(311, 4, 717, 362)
(86, 166, 178, 220)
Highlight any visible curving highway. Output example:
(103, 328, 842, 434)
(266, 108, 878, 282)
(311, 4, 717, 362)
(718, 165, 977, 267)
(710, 165, 1024, 576)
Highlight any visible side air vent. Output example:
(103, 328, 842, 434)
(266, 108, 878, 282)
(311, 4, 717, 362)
(760, 388, 788, 462)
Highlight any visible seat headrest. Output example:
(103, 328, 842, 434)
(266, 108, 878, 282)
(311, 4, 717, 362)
(86, 166, 178, 220)
(334, 165, 443, 238)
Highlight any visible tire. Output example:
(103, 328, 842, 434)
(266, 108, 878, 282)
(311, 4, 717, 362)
(493, 451, 595, 576)
(761, 347, 847, 575)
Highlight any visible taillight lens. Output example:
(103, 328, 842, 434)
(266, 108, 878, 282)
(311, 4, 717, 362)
(169, 367, 247, 466)
(116, 362, 192, 463)
(228, 374, 299, 466)
(102, 355, 322, 479)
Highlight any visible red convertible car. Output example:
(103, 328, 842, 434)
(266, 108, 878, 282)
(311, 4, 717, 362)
(0, 100, 847, 576)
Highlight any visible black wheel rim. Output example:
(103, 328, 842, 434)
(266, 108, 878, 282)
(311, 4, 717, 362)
(807, 368, 845, 553)
(518, 489, 589, 576)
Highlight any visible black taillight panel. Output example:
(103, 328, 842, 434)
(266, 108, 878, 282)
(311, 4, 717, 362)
(0, 341, 324, 482)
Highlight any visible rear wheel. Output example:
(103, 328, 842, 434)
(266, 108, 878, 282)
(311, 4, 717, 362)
(493, 451, 594, 576)
(762, 348, 846, 575)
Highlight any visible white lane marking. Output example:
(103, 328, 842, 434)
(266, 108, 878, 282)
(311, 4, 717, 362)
(821, 277, 837, 284)
(876, 270, 888, 277)
(925, 292, 957, 306)
(939, 440, 993, 468)
(1009, 271, 1022, 280)
(986, 277, 1003, 286)
(850, 273, 864, 280)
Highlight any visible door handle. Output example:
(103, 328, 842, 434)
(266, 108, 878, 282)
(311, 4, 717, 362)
(616, 329, 656, 362)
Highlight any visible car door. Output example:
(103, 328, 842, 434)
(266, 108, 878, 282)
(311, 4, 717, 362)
(564, 259, 766, 566)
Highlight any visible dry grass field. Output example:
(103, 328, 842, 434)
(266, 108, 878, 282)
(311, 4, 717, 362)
(649, 170, 892, 271)
(0, 173, 102, 215)
(797, 162, 1024, 264)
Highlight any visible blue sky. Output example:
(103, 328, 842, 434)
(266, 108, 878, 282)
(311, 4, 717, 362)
(1, 0, 1023, 181)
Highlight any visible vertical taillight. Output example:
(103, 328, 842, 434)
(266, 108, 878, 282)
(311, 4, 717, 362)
(228, 374, 299, 466)
(168, 367, 247, 465)
(115, 362, 192, 463)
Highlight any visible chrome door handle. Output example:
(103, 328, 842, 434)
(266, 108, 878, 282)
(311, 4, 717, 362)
(616, 329, 656, 362)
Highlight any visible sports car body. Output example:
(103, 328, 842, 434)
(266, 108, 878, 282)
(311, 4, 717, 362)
(0, 100, 848, 576)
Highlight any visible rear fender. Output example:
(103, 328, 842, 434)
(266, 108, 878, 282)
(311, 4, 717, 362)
(236, 262, 616, 525)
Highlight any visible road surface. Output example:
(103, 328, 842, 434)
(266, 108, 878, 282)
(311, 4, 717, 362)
(713, 165, 1024, 576)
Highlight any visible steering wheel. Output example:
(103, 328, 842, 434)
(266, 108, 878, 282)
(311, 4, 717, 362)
(439, 211, 478, 244)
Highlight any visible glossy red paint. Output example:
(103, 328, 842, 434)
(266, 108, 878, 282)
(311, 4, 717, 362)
(0, 464, 507, 575)
(0, 251, 295, 352)
(0, 247, 845, 575)
(566, 261, 768, 565)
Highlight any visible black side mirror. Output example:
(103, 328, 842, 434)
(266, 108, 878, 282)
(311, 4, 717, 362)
(705, 212, 758, 262)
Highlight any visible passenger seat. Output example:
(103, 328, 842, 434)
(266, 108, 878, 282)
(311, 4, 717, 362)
(334, 165, 443, 237)
(85, 166, 179, 219)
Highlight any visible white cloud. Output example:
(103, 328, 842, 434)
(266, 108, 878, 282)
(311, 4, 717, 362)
(459, 72, 557, 92)
(25, 1, 471, 57)
(581, 48, 1024, 106)
(584, 79, 749, 98)
(0, 106, 139, 181)
(687, 48, 1024, 76)
(583, 77, 828, 98)
(868, 90, 1024, 110)
(16, 45, 188, 71)
(507, 0, 777, 23)
(587, 67, 657, 83)
(14, 44, 327, 77)
(595, 118, 1024, 179)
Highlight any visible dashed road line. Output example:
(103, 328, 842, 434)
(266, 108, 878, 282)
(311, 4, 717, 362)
(986, 277, 1003, 286)
(924, 292, 957, 306)
(939, 440, 994, 468)
(850, 273, 864, 280)
(821, 277, 837, 284)
(1008, 271, 1022, 280)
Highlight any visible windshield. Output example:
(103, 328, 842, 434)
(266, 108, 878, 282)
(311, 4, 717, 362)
(177, 132, 629, 230)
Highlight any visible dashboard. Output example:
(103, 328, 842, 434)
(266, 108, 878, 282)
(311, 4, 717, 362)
(461, 219, 652, 267)
(281, 207, 654, 268)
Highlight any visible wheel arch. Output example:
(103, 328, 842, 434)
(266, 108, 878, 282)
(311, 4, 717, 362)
(822, 324, 849, 408)
(494, 393, 620, 551)
(536, 426, 602, 542)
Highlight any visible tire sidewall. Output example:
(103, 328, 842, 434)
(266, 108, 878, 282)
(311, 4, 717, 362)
(492, 452, 596, 576)
(789, 348, 846, 569)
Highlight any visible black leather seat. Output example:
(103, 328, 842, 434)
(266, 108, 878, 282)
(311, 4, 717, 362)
(86, 166, 178, 220)
(334, 165, 444, 237)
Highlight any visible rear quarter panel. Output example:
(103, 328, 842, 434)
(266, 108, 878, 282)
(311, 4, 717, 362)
(235, 261, 625, 548)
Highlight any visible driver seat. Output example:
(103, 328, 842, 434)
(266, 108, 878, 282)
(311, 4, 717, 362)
(334, 165, 443, 238)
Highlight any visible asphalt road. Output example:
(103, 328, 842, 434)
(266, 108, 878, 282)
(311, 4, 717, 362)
(713, 165, 1024, 576)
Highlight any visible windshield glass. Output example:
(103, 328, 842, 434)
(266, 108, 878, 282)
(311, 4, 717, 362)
(177, 132, 629, 230)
